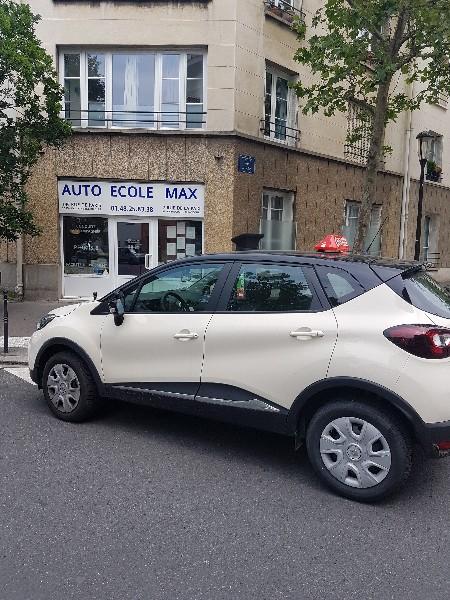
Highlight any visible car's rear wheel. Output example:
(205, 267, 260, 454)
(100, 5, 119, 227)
(42, 351, 101, 422)
(306, 399, 412, 502)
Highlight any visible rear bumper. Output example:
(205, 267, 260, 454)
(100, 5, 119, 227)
(423, 421, 450, 458)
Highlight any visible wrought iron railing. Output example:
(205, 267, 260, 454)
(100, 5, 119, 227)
(261, 118, 300, 144)
(264, 0, 305, 24)
(63, 109, 207, 129)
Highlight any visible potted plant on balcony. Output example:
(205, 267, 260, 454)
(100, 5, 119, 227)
(426, 160, 443, 182)
(265, 0, 283, 17)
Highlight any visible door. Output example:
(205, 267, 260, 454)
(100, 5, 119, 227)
(99, 261, 229, 387)
(115, 220, 152, 288)
(200, 262, 338, 410)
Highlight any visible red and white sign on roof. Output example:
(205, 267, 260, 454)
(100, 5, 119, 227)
(315, 234, 350, 253)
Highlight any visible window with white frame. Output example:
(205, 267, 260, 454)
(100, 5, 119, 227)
(260, 190, 296, 250)
(343, 200, 382, 255)
(61, 50, 206, 130)
(264, 66, 297, 144)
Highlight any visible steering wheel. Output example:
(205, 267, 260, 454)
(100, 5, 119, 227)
(161, 291, 190, 312)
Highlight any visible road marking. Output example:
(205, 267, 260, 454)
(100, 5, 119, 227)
(3, 367, 36, 385)
(0, 336, 30, 348)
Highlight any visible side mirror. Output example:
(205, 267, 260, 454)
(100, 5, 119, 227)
(109, 295, 125, 326)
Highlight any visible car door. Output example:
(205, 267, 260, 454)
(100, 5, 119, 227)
(99, 261, 230, 395)
(200, 261, 338, 411)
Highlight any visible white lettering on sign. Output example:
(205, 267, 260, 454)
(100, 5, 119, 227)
(58, 180, 204, 218)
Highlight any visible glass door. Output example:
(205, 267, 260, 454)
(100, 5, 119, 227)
(115, 220, 152, 287)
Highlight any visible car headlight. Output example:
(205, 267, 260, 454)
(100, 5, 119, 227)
(36, 314, 57, 331)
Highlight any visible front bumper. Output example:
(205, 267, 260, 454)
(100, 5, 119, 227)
(29, 367, 39, 387)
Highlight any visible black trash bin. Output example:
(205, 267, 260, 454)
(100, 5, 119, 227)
(231, 233, 264, 251)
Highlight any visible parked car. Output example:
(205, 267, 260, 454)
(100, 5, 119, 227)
(28, 252, 450, 502)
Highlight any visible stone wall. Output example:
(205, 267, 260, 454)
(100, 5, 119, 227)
(2, 131, 450, 298)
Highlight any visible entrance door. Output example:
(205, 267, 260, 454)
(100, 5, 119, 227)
(115, 220, 152, 288)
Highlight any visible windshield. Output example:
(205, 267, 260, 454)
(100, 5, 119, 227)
(394, 272, 450, 320)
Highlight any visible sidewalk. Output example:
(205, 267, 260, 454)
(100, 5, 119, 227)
(0, 300, 78, 365)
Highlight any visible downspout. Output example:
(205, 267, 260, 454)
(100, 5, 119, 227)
(399, 80, 415, 259)
(15, 234, 24, 299)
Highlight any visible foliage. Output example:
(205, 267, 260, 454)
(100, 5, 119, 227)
(292, 0, 450, 252)
(0, 0, 70, 241)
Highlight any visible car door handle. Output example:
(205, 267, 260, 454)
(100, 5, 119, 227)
(290, 329, 325, 339)
(174, 330, 199, 340)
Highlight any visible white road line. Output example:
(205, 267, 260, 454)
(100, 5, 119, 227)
(3, 367, 36, 385)
(0, 336, 30, 348)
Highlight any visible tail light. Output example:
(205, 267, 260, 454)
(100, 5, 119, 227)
(384, 325, 450, 359)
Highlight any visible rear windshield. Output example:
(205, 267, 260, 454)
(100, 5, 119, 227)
(388, 271, 450, 319)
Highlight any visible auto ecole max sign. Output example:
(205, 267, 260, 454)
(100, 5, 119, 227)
(58, 179, 205, 218)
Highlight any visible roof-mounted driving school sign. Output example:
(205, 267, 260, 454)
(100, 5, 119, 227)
(58, 179, 205, 218)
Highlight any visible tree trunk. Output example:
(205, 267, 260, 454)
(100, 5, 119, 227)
(352, 81, 391, 254)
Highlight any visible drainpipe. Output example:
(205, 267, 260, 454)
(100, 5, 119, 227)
(399, 80, 415, 259)
(15, 234, 24, 299)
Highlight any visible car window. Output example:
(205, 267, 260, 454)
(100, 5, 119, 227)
(132, 263, 225, 313)
(388, 271, 450, 320)
(227, 264, 318, 312)
(316, 266, 366, 307)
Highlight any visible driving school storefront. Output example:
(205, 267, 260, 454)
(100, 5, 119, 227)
(59, 179, 204, 298)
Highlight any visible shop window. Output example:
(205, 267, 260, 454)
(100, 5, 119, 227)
(158, 220, 202, 264)
(227, 264, 318, 312)
(63, 216, 109, 275)
(60, 50, 206, 130)
(132, 263, 224, 313)
(342, 201, 382, 255)
(264, 66, 298, 145)
(260, 190, 296, 251)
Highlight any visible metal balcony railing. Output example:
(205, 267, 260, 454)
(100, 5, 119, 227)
(264, 0, 305, 24)
(64, 109, 207, 130)
(260, 118, 300, 145)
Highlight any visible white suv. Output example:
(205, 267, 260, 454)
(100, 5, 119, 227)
(29, 252, 450, 501)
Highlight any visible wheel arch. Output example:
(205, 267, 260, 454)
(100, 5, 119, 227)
(288, 377, 427, 448)
(34, 338, 104, 393)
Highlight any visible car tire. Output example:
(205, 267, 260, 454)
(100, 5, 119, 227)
(42, 351, 101, 422)
(306, 399, 412, 502)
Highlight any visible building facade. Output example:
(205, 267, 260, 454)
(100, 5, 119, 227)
(1, 0, 450, 299)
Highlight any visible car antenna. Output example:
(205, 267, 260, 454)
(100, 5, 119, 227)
(366, 215, 388, 254)
(93, 291, 98, 300)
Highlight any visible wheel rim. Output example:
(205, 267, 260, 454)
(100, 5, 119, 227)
(47, 363, 81, 414)
(320, 417, 392, 489)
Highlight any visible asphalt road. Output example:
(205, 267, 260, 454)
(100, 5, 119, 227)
(1, 369, 450, 600)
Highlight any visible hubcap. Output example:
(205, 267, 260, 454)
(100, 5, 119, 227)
(47, 363, 81, 413)
(320, 417, 392, 489)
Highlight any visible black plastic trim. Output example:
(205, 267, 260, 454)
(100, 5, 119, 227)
(105, 381, 289, 434)
(33, 337, 104, 393)
(287, 376, 447, 455)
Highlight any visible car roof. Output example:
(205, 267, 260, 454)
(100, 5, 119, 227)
(184, 251, 423, 282)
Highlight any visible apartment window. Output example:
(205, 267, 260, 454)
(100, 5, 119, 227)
(264, 66, 297, 144)
(260, 190, 296, 250)
(343, 201, 382, 255)
(344, 102, 372, 164)
(425, 134, 443, 181)
(423, 215, 439, 264)
(60, 50, 206, 129)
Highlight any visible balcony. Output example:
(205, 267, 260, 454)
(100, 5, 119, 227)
(264, 0, 305, 27)
(260, 118, 300, 146)
(64, 109, 207, 131)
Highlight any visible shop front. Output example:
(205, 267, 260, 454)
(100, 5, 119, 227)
(59, 179, 204, 298)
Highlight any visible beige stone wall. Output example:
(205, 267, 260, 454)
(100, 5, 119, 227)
(23, 132, 238, 268)
(232, 136, 450, 265)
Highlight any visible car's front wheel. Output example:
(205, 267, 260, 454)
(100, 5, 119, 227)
(42, 351, 101, 422)
(306, 399, 412, 502)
